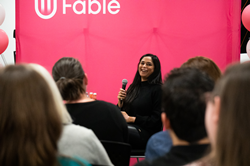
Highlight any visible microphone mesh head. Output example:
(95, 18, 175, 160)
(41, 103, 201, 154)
(122, 79, 128, 85)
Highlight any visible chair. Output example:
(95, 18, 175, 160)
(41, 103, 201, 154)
(128, 125, 146, 162)
(100, 140, 131, 166)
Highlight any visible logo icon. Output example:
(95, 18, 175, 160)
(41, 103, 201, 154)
(35, 0, 57, 19)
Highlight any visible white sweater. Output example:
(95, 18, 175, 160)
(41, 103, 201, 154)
(58, 124, 113, 166)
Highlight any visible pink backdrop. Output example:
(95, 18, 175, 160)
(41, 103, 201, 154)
(16, 0, 241, 104)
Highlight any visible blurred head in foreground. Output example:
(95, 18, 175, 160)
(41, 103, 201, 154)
(0, 64, 71, 166)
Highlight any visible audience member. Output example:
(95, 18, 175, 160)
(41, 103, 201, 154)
(31, 64, 113, 166)
(187, 62, 250, 166)
(145, 56, 221, 160)
(135, 67, 214, 166)
(181, 56, 221, 82)
(0, 64, 90, 166)
(52, 57, 128, 143)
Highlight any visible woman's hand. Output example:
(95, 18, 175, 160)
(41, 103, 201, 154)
(117, 88, 127, 108)
(121, 111, 136, 123)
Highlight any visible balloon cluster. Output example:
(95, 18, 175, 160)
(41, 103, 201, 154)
(242, 5, 250, 58)
(0, 4, 8, 54)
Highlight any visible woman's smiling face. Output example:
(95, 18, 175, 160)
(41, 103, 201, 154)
(138, 56, 154, 81)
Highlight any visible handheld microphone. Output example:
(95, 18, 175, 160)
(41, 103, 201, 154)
(120, 79, 128, 105)
(122, 79, 128, 90)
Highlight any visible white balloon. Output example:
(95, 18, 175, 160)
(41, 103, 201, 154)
(0, 4, 5, 26)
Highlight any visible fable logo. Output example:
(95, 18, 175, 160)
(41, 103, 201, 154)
(35, 0, 120, 19)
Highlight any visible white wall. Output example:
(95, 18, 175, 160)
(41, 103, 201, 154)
(240, 53, 250, 63)
(0, 0, 15, 66)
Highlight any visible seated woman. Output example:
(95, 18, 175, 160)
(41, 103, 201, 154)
(117, 54, 162, 148)
(187, 62, 250, 166)
(0, 64, 90, 166)
(52, 57, 128, 143)
(31, 64, 113, 166)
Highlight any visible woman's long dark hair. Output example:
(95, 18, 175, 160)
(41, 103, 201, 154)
(122, 54, 162, 111)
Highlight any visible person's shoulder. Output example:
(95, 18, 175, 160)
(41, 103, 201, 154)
(64, 124, 91, 132)
(151, 83, 162, 89)
(62, 124, 94, 138)
(95, 100, 120, 110)
(149, 83, 162, 96)
(95, 100, 115, 105)
(58, 156, 91, 166)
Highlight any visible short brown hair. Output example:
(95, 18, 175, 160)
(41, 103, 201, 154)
(0, 64, 62, 166)
(181, 56, 221, 82)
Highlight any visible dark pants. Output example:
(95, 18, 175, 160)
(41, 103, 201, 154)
(128, 124, 150, 149)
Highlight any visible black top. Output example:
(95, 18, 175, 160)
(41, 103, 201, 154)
(66, 100, 128, 143)
(123, 81, 162, 136)
(135, 144, 209, 166)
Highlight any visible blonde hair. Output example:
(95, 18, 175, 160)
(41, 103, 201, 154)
(29, 64, 72, 124)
